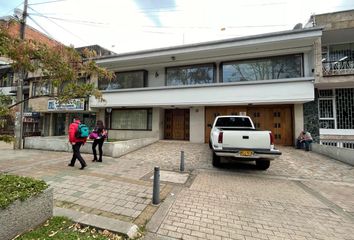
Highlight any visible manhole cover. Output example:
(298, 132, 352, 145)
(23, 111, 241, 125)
(150, 170, 189, 184)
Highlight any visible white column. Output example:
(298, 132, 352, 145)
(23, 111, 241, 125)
(190, 106, 205, 143)
(294, 104, 304, 144)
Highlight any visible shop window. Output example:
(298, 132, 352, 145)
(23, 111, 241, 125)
(111, 109, 152, 130)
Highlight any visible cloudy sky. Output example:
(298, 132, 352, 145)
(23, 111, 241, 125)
(0, 0, 353, 53)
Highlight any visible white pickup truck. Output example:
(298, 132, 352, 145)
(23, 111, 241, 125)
(209, 115, 281, 170)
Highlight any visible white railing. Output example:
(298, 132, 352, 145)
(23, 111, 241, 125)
(320, 140, 354, 149)
(322, 60, 354, 76)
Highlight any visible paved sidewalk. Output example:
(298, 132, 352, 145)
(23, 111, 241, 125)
(0, 141, 353, 239)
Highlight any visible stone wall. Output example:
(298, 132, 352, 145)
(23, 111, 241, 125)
(0, 188, 53, 240)
(303, 89, 320, 143)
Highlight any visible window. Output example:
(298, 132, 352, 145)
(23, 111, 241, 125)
(166, 64, 215, 86)
(215, 117, 253, 128)
(222, 54, 303, 82)
(32, 82, 52, 96)
(318, 89, 335, 129)
(99, 70, 146, 90)
(0, 72, 14, 87)
(111, 109, 152, 130)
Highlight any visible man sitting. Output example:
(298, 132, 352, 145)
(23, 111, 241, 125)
(296, 130, 313, 151)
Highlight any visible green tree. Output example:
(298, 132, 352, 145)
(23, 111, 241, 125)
(0, 24, 113, 142)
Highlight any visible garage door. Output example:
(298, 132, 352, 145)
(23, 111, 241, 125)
(205, 105, 293, 145)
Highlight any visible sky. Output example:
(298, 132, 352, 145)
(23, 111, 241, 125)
(0, 0, 353, 54)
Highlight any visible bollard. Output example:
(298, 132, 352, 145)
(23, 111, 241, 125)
(180, 151, 185, 172)
(152, 166, 160, 205)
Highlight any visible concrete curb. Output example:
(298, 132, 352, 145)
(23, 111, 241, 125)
(0, 188, 53, 240)
(54, 207, 139, 239)
(146, 186, 182, 233)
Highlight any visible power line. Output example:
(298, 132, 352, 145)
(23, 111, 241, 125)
(28, 6, 89, 45)
(28, 0, 67, 6)
(29, 13, 106, 26)
(27, 15, 53, 38)
(3, 1, 24, 16)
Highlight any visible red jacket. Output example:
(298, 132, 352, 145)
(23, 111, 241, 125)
(68, 120, 87, 143)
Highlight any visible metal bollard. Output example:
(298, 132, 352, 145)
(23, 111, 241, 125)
(152, 166, 160, 205)
(180, 151, 185, 172)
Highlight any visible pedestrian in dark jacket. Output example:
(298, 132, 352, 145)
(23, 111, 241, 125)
(91, 120, 107, 162)
(68, 117, 87, 169)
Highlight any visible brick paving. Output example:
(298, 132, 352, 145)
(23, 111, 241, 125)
(0, 141, 353, 239)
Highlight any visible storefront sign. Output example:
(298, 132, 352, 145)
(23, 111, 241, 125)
(23, 112, 40, 118)
(48, 99, 85, 111)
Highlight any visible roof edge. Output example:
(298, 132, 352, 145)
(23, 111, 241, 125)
(94, 27, 323, 61)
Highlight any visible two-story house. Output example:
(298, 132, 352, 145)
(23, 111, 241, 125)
(90, 27, 322, 146)
(310, 10, 354, 149)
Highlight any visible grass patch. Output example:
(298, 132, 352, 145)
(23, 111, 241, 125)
(0, 174, 48, 209)
(16, 216, 133, 240)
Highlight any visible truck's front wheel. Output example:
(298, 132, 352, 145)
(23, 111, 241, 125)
(256, 160, 270, 170)
(212, 152, 221, 167)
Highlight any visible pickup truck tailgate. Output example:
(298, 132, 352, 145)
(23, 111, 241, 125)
(222, 130, 270, 149)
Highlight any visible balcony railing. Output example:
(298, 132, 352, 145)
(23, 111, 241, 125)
(322, 60, 354, 76)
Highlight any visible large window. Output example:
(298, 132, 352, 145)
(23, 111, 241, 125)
(99, 70, 146, 90)
(32, 82, 52, 96)
(111, 109, 152, 130)
(222, 54, 303, 82)
(166, 63, 215, 86)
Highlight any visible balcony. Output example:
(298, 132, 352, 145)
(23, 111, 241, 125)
(322, 60, 354, 76)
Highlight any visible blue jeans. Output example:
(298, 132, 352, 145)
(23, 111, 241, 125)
(296, 140, 312, 151)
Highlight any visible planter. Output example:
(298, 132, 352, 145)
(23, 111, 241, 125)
(24, 136, 158, 157)
(0, 188, 53, 240)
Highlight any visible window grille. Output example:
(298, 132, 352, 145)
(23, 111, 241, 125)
(335, 88, 354, 129)
(318, 89, 333, 98)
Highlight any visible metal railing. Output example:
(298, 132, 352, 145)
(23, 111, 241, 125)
(322, 60, 354, 76)
(320, 140, 354, 150)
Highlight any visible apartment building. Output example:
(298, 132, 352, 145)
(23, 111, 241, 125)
(310, 10, 354, 149)
(90, 27, 322, 145)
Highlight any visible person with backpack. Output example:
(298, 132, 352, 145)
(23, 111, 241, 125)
(68, 117, 88, 170)
(90, 120, 107, 162)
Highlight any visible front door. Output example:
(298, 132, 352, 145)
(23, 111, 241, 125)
(164, 109, 190, 140)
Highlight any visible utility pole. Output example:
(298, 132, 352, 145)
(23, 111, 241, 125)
(14, 0, 28, 149)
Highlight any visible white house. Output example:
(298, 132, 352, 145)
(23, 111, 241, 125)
(90, 27, 323, 146)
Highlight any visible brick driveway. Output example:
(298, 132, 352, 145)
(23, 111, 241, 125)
(0, 141, 353, 239)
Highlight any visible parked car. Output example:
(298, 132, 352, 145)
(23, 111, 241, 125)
(209, 115, 281, 170)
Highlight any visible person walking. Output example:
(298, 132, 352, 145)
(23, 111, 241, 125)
(68, 117, 87, 170)
(91, 120, 107, 162)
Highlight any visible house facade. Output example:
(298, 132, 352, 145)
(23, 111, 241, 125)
(90, 28, 322, 145)
(26, 45, 116, 136)
(310, 10, 354, 149)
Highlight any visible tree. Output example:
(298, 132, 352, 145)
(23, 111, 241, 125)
(0, 24, 113, 141)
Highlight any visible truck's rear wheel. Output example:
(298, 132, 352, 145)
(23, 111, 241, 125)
(209, 141, 212, 149)
(256, 160, 270, 170)
(212, 152, 221, 167)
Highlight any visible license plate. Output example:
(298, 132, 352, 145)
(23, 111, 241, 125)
(240, 150, 253, 156)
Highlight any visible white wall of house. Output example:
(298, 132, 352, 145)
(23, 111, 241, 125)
(294, 104, 304, 143)
(91, 79, 314, 108)
(148, 69, 165, 87)
(190, 106, 205, 143)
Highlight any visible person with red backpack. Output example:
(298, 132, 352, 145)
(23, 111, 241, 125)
(68, 117, 88, 170)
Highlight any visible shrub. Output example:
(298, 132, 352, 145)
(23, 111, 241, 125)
(0, 174, 48, 209)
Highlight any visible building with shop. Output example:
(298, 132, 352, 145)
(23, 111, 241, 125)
(89, 27, 323, 146)
(309, 10, 354, 149)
